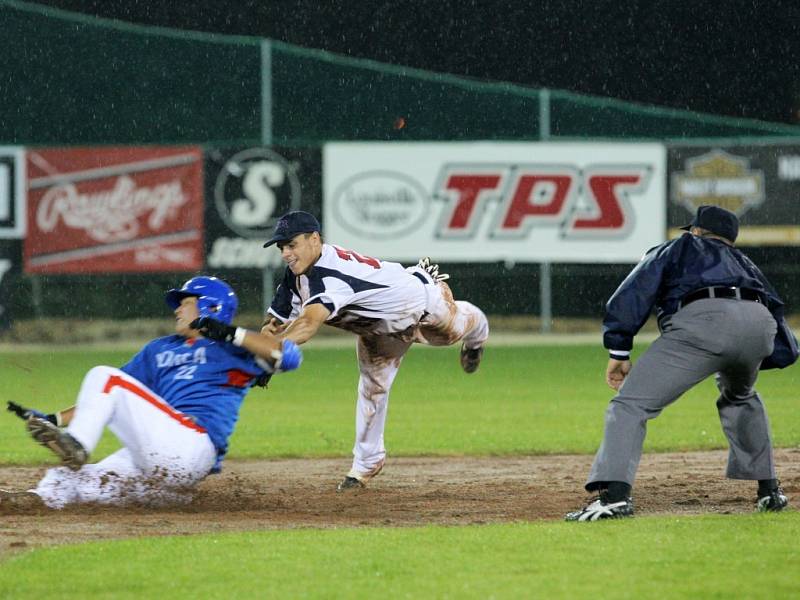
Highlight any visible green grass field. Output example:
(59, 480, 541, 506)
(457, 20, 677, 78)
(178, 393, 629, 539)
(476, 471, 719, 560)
(1, 342, 798, 597)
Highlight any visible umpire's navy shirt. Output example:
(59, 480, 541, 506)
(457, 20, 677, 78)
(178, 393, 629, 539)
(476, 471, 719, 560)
(603, 233, 784, 351)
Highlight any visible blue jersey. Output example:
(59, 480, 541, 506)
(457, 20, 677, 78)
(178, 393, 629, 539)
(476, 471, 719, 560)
(120, 335, 266, 458)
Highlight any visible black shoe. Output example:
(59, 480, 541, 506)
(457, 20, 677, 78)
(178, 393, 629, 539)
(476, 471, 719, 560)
(26, 417, 88, 471)
(460, 345, 484, 374)
(565, 492, 634, 522)
(756, 487, 788, 512)
(336, 460, 384, 492)
(336, 476, 365, 491)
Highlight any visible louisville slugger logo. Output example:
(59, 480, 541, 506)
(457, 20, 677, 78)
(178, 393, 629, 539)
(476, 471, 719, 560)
(434, 164, 652, 239)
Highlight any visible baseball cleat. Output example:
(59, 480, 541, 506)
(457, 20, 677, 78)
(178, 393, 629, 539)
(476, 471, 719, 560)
(460, 345, 484, 374)
(756, 487, 788, 512)
(0, 489, 44, 510)
(26, 417, 88, 471)
(337, 476, 365, 491)
(415, 257, 449, 283)
(336, 459, 384, 492)
(565, 493, 634, 522)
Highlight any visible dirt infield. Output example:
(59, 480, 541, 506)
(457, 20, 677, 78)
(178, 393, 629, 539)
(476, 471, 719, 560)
(1, 448, 798, 558)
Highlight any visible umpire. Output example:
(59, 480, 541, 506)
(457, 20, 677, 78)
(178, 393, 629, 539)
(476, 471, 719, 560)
(567, 205, 798, 521)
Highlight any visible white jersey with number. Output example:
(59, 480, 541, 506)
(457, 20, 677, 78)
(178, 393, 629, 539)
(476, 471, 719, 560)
(268, 244, 428, 336)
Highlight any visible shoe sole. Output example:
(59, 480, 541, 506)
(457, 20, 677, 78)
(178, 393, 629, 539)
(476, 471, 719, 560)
(27, 418, 88, 471)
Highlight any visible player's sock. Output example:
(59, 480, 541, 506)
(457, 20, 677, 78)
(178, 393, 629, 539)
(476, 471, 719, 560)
(757, 478, 780, 496)
(605, 481, 632, 502)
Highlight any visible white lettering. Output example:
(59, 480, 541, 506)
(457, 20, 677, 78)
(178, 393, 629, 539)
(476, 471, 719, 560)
(35, 175, 187, 242)
(193, 346, 207, 364)
(678, 177, 759, 197)
(156, 346, 208, 370)
(232, 161, 281, 226)
(207, 237, 270, 268)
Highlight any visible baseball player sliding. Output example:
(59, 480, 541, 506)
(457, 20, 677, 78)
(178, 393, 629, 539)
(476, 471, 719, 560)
(3, 276, 302, 509)
(261, 211, 489, 491)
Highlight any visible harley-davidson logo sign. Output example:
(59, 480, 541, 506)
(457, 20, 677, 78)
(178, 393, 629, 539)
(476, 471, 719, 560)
(670, 149, 764, 215)
(24, 147, 204, 274)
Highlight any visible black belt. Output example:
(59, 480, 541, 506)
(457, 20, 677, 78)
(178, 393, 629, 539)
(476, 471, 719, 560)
(680, 286, 763, 309)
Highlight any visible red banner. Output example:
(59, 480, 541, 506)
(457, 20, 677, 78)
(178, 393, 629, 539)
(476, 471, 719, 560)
(24, 146, 204, 274)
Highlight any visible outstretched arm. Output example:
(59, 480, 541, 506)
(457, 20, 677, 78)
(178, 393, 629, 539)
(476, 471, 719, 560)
(190, 318, 302, 373)
(7, 401, 76, 427)
(279, 303, 331, 345)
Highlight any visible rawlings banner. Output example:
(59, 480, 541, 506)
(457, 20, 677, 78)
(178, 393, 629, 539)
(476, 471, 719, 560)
(24, 147, 204, 273)
(324, 142, 666, 263)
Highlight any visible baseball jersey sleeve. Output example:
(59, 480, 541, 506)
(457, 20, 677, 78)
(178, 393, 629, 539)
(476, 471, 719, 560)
(267, 269, 301, 323)
(303, 269, 356, 318)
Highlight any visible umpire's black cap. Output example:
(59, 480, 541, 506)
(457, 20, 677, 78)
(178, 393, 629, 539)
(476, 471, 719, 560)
(263, 211, 321, 247)
(681, 204, 739, 243)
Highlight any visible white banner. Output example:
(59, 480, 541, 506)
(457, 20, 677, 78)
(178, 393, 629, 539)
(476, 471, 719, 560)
(324, 142, 666, 263)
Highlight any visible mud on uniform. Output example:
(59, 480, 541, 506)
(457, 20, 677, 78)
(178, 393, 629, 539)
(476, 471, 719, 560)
(35, 336, 267, 508)
(267, 243, 489, 477)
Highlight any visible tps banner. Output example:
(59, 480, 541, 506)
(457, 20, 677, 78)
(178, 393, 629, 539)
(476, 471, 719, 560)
(24, 147, 204, 274)
(669, 145, 800, 245)
(204, 147, 322, 269)
(324, 142, 666, 263)
(0, 146, 25, 239)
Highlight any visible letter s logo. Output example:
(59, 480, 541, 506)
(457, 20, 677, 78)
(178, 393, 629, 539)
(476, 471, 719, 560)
(213, 148, 301, 238)
(232, 160, 284, 227)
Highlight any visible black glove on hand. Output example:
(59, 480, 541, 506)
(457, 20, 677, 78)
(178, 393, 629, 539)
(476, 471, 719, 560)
(7, 401, 58, 426)
(254, 373, 273, 388)
(190, 317, 237, 343)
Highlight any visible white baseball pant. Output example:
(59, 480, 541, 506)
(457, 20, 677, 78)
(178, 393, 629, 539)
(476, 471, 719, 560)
(349, 281, 489, 477)
(34, 366, 216, 508)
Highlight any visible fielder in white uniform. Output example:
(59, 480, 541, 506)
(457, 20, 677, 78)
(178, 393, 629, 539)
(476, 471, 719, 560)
(261, 211, 489, 491)
(3, 276, 302, 509)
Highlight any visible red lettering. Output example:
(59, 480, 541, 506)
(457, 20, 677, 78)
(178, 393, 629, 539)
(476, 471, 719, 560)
(444, 174, 502, 230)
(572, 174, 641, 230)
(334, 246, 380, 268)
(501, 175, 573, 228)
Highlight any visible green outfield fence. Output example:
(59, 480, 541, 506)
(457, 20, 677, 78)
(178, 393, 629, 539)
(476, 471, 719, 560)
(2, 0, 800, 323)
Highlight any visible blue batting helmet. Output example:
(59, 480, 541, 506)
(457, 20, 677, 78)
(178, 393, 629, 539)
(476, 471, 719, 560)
(165, 276, 238, 325)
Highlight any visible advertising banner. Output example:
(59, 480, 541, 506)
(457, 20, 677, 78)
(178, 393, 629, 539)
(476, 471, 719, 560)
(669, 145, 800, 245)
(324, 142, 666, 263)
(24, 147, 204, 274)
(0, 146, 25, 239)
(204, 147, 322, 269)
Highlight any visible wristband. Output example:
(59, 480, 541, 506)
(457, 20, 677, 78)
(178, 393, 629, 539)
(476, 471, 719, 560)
(609, 350, 630, 360)
(54, 412, 63, 427)
(232, 327, 247, 347)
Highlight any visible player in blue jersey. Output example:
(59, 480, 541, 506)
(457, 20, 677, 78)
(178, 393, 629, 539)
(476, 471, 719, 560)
(3, 276, 302, 509)
(261, 211, 489, 491)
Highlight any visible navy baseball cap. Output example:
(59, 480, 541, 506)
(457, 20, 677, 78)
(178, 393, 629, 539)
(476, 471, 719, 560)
(263, 211, 321, 247)
(681, 205, 739, 243)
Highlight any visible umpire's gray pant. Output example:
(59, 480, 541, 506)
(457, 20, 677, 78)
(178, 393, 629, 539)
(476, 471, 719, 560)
(586, 298, 778, 491)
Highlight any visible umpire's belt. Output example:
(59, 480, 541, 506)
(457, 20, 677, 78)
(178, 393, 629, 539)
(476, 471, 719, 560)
(679, 286, 764, 309)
